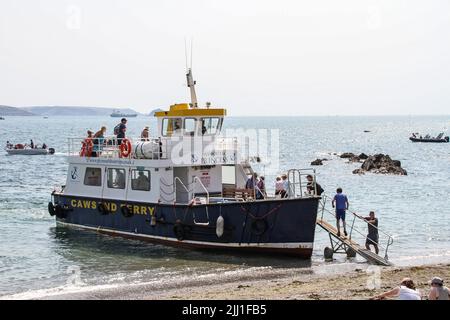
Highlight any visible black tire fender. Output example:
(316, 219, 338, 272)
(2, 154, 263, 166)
(251, 219, 268, 236)
(121, 205, 133, 218)
(48, 202, 56, 216)
(173, 221, 185, 241)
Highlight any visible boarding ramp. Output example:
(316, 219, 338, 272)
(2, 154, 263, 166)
(316, 195, 394, 266)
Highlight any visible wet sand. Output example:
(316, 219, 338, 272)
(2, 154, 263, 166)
(145, 263, 450, 300)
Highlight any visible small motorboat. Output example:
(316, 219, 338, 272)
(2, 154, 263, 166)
(5, 143, 55, 155)
(409, 132, 449, 143)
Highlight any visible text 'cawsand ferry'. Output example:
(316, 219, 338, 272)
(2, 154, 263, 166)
(48, 68, 321, 258)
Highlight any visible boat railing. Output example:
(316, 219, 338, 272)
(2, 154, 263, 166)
(319, 194, 394, 261)
(287, 168, 319, 199)
(192, 176, 210, 204)
(68, 136, 170, 160)
(68, 135, 240, 162)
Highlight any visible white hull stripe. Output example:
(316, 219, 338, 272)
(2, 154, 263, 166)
(57, 221, 314, 250)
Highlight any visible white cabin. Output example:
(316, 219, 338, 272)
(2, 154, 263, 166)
(63, 102, 256, 205)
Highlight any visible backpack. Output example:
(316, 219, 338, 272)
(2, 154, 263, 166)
(114, 123, 121, 135)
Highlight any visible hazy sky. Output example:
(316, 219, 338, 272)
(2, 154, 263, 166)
(1, 0, 449, 116)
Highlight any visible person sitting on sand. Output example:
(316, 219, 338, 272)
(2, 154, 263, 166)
(332, 188, 349, 237)
(428, 277, 450, 300)
(372, 278, 421, 300)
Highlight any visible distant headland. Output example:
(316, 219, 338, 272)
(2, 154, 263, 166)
(0, 105, 141, 116)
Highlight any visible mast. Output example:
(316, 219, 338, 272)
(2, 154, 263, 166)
(186, 68, 198, 109)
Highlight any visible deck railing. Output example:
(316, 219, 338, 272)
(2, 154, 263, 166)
(68, 136, 241, 163)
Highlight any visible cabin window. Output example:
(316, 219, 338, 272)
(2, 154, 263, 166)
(131, 169, 151, 191)
(201, 117, 222, 135)
(162, 118, 182, 136)
(83, 167, 102, 186)
(107, 168, 126, 189)
(184, 118, 197, 136)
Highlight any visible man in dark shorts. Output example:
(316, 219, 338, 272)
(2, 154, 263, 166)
(361, 211, 379, 254)
(332, 187, 349, 237)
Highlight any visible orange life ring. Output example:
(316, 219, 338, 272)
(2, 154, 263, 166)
(120, 138, 132, 158)
(80, 138, 93, 157)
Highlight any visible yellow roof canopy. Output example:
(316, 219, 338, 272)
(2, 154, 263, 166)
(154, 103, 227, 117)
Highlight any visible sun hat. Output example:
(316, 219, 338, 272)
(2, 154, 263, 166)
(430, 277, 444, 286)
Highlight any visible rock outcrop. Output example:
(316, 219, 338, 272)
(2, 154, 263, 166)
(352, 154, 407, 175)
(340, 152, 355, 159)
(310, 159, 323, 166)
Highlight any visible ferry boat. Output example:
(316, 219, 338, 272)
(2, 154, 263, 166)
(48, 69, 321, 258)
(110, 109, 138, 118)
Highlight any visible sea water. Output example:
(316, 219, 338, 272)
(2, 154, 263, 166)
(0, 115, 449, 298)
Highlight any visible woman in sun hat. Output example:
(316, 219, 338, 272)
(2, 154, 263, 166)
(428, 277, 450, 300)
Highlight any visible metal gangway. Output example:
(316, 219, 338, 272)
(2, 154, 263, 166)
(316, 194, 394, 266)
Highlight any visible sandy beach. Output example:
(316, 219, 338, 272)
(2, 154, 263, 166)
(145, 263, 450, 300)
(13, 262, 446, 300)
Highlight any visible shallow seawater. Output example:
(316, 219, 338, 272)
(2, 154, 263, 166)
(0, 115, 449, 298)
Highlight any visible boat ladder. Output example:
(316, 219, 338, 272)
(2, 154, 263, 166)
(316, 195, 394, 266)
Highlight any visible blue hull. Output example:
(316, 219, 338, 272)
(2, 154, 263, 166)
(51, 194, 320, 258)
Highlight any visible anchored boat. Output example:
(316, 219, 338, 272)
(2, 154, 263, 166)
(48, 68, 321, 258)
(409, 132, 449, 143)
(5, 144, 55, 155)
(110, 109, 138, 118)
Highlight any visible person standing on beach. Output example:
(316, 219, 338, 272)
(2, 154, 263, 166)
(357, 211, 379, 254)
(332, 187, 349, 237)
(428, 277, 450, 300)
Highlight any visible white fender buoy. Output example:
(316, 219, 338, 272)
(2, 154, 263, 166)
(216, 215, 224, 238)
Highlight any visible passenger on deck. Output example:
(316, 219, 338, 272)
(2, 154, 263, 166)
(92, 126, 107, 157)
(114, 118, 127, 145)
(245, 173, 257, 190)
(428, 277, 450, 300)
(6, 141, 13, 149)
(372, 278, 421, 300)
(141, 126, 150, 141)
(281, 174, 289, 198)
(306, 175, 324, 196)
(42, 143, 47, 149)
(332, 188, 349, 237)
(87, 130, 93, 138)
(256, 176, 266, 199)
(275, 176, 284, 197)
(357, 211, 379, 254)
(30, 139, 34, 149)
